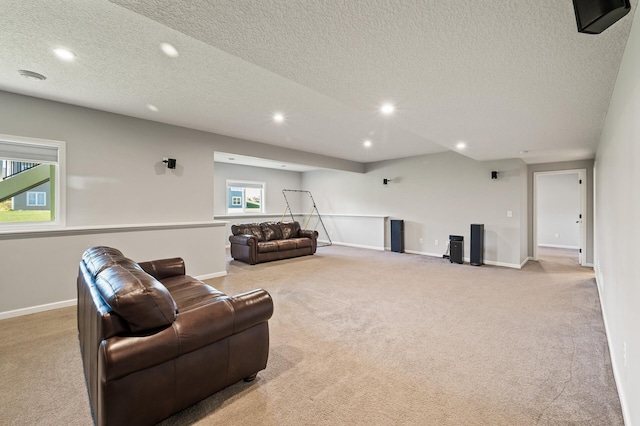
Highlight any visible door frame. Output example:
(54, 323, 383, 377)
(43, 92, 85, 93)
(533, 169, 587, 265)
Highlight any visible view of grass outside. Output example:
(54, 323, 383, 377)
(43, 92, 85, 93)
(0, 199, 50, 222)
(0, 210, 51, 222)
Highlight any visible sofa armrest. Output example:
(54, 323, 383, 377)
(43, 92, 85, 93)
(138, 258, 185, 280)
(229, 234, 258, 245)
(300, 229, 318, 240)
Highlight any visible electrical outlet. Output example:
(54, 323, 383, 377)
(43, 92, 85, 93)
(419, 238, 423, 244)
(507, 210, 513, 218)
(435, 239, 439, 246)
(623, 341, 627, 367)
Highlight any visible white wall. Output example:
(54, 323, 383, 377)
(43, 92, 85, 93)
(302, 152, 527, 267)
(536, 173, 580, 248)
(594, 6, 640, 424)
(595, 4, 640, 425)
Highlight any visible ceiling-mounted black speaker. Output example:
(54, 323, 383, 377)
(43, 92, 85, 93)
(572, 0, 631, 34)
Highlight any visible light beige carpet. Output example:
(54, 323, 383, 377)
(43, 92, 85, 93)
(0, 246, 623, 425)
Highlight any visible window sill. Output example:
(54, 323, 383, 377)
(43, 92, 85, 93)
(0, 220, 226, 239)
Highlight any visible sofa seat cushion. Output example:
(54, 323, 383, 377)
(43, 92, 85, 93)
(289, 238, 311, 249)
(95, 265, 178, 333)
(161, 275, 226, 311)
(257, 241, 280, 253)
(275, 239, 298, 251)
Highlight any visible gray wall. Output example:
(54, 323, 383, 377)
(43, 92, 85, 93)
(302, 152, 528, 267)
(594, 6, 640, 424)
(213, 162, 303, 217)
(527, 160, 594, 264)
(0, 92, 216, 226)
(0, 91, 357, 315)
(536, 173, 580, 248)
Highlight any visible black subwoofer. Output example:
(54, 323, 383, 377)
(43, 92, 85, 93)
(449, 235, 463, 264)
(572, 0, 631, 34)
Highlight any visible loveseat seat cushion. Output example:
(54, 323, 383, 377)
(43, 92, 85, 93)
(161, 275, 226, 311)
(95, 264, 178, 333)
(231, 223, 265, 241)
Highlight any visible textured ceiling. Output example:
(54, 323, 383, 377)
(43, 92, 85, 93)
(0, 0, 636, 165)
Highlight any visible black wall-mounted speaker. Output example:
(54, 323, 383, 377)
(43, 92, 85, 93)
(572, 0, 631, 34)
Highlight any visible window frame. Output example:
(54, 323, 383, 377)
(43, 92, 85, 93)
(26, 191, 47, 207)
(226, 179, 265, 214)
(0, 134, 66, 231)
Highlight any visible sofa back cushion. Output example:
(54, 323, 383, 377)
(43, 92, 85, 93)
(95, 264, 177, 333)
(231, 223, 265, 241)
(279, 222, 300, 239)
(261, 222, 284, 241)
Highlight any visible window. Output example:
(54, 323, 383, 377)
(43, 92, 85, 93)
(227, 180, 265, 214)
(26, 191, 47, 206)
(0, 134, 65, 229)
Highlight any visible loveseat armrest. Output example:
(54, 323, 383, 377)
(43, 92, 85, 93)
(229, 234, 258, 245)
(138, 257, 185, 281)
(299, 229, 318, 240)
(229, 289, 274, 333)
(100, 291, 273, 381)
(102, 298, 233, 380)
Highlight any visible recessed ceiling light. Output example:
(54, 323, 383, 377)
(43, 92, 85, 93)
(147, 104, 159, 112)
(363, 140, 373, 148)
(160, 42, 179, 58)
(380, 103, 395, 115)
(18, 70, 46, 81)
(456, 142, 467, 150)
(53, 48, 76, 61)
(273, 113, 284, 123)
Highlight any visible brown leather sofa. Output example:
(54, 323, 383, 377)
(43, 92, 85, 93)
(77, 246, 273, 425)
(229, 221, 318, 265)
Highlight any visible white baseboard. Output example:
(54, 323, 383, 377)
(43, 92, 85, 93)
(319, 240, 385, 251)
(537, 244, 580, 249)
(594, 274, 631, 426)
(484, 259, 524, 269)
(405, 249, 447, 258)
(195, 271, 227, 280)
(0, 270, 228, 320)
(404, 250, 523, 269)
(0, 299, 76, 320)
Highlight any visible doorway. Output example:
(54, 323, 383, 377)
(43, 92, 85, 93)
(533, 169, 586, 266)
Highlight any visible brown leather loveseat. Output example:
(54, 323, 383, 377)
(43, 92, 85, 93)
(229, 221, 318, 265)
(77, 246, 273, 425)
